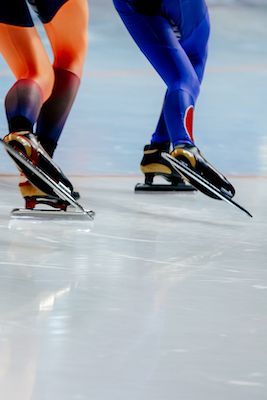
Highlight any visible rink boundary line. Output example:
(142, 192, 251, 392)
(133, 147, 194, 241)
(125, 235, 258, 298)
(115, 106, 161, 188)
(0, 173, 267, 179)
(1, 64, 267, 78)
(84, 65, 267, 77)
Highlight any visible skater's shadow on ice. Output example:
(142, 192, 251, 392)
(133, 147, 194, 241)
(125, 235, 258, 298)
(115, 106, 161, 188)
(93, 195, 247, 229)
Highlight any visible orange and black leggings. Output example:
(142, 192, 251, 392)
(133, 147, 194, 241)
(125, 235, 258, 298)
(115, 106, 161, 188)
(0, 0, 89, 155)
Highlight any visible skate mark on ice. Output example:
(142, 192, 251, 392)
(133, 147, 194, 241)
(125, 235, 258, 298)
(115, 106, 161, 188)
(89, 232, 166, 243)
(0, 261, 69, 271)
(252, 285, 267, 290)
(113, 253, 175, 265)
(227, 380, 264, 388)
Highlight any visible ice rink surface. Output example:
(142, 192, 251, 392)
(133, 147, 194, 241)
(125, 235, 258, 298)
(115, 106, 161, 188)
(0, 1, 267, 400)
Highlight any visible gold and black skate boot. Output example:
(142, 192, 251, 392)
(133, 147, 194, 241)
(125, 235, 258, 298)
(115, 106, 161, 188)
(3, 131, 75, 210)
(135, 142, 195, 191)
(171, 144, 235, 199)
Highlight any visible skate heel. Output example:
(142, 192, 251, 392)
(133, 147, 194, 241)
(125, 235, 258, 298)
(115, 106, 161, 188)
(136, 142, 196, 192)
(24, 195, 69, 211)
(144, 173, 155, 185)
(25, 197, 37, 210)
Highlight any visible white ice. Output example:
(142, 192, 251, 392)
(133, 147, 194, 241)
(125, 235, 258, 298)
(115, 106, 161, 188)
(0, 1, 267, 399)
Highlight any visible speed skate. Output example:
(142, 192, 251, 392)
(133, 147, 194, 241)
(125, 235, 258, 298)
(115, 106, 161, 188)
(0, 138, 95, 221)
(162, 152, 253, 218)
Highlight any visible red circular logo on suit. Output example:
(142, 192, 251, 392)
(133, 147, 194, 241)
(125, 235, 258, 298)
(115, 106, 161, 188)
(184, 105, 194, 141)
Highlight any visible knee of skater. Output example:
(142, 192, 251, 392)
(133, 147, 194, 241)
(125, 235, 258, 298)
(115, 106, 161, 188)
(54, 54, 85, 78)
(16, 65, 54, 103)
(168, 77, 200, 99)
(12, 60, 55, 101)
(53, 35, 88, 78)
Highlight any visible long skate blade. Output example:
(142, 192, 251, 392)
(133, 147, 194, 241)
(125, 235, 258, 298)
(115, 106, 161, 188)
(11, 208, 95, 221)
(135, 183, 196, 192)
(1, 139, 95, 220)
(162, 152, 253, 218)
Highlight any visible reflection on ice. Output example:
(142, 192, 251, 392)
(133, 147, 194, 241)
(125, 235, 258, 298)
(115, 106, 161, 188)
(8, 214, 94, 235)
(39, 286, 71, 312)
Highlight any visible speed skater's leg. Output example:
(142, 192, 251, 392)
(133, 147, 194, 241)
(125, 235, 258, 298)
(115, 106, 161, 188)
(0, 2, 77, 207)
(147, 3, 233, 197)
(32, 0, 89, 155)
(160, 2, 234, 196)
(113, 0, 200, 186)
(114, 0, 234, 195)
